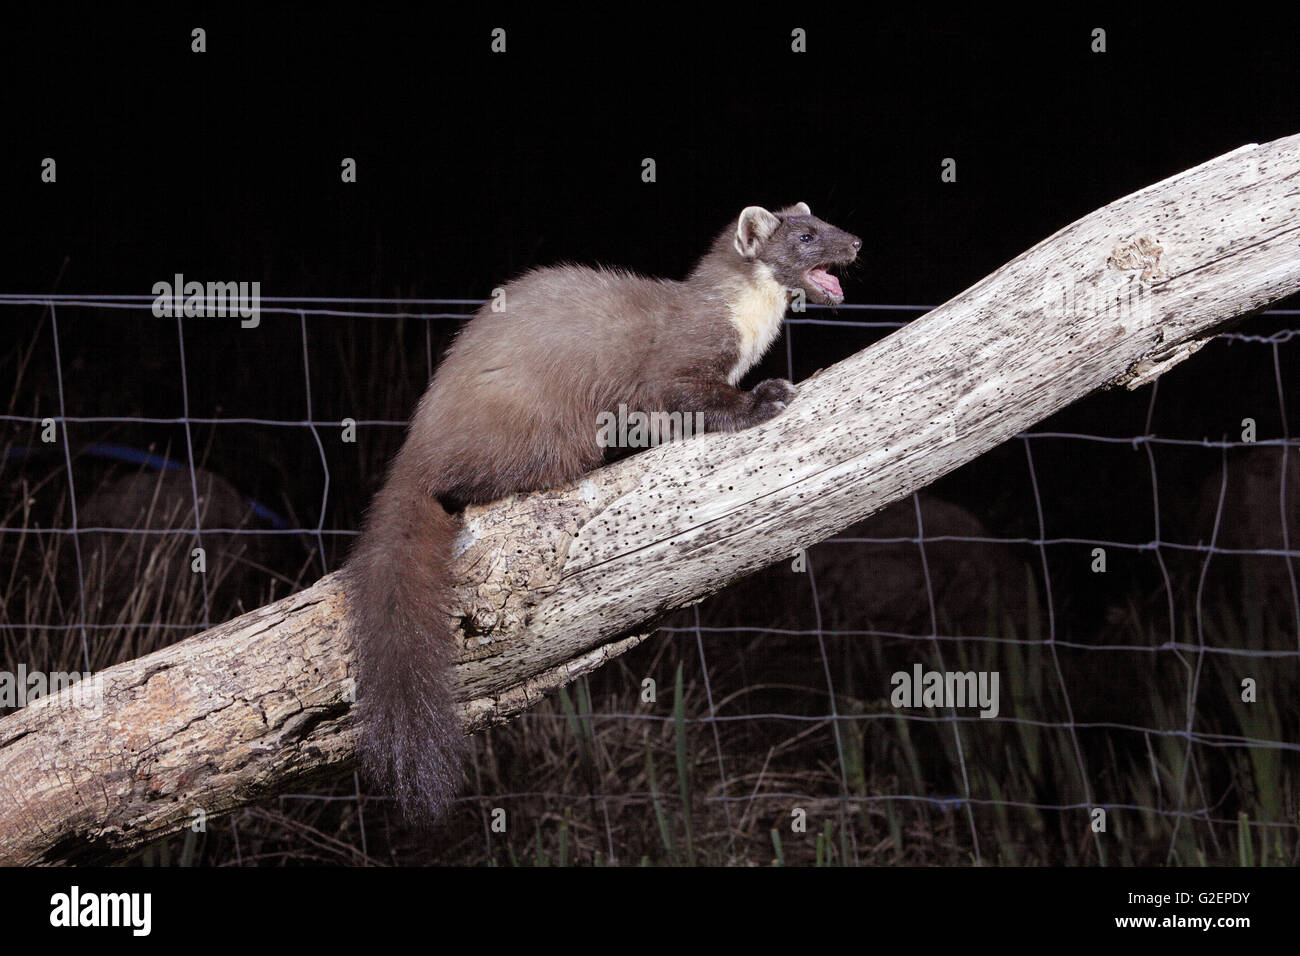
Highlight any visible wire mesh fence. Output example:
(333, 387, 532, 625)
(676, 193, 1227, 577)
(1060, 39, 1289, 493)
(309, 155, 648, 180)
(1, 293, 1297, 865)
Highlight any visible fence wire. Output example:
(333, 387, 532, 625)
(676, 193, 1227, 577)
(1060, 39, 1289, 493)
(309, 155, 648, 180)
(1, 293, 1296, 865)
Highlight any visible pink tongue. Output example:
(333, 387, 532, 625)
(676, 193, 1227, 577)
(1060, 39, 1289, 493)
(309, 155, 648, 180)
(810, 268, 842, 297)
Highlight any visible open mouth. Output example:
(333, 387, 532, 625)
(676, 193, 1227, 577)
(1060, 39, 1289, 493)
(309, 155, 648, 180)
(803, 265, 844, 303)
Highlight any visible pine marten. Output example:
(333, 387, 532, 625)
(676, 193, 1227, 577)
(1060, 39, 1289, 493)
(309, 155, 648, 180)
(345, 202, 861, 822)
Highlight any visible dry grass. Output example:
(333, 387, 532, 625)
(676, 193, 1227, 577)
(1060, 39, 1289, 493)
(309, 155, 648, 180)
(2, 302, 1296, 866)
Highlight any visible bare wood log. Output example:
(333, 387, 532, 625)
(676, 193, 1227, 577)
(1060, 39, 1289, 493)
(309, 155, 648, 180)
(2, 133, 1299, 864)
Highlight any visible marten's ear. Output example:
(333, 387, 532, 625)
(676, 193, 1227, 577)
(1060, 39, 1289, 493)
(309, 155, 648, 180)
(777, 201, 812, 217)
(734, 206, 781, 259)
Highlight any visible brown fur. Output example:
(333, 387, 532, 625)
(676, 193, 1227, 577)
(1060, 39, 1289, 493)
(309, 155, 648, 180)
(344, 203, 860, 822)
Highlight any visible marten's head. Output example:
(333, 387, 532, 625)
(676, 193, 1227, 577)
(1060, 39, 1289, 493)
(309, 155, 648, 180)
(733, 202, 861, 306)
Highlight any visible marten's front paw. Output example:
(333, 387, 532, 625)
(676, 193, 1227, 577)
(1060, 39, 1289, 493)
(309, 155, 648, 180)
(747, 378, 799, 424)
(752, 378, 799, 408)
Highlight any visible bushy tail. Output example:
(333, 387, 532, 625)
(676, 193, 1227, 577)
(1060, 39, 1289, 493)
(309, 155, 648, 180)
(344, 458, 465, 822)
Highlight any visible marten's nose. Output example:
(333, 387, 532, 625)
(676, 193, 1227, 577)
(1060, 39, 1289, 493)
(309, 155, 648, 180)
(851, 237, 862, 255)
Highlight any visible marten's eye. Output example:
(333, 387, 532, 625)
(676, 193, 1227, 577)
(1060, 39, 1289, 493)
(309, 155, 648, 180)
(799, 234, 814, 243)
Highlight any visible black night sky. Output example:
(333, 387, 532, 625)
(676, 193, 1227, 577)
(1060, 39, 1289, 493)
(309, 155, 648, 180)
(4, 9, 1297, 305)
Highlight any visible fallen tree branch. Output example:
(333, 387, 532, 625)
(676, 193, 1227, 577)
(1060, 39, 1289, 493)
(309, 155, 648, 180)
(2, 133, 1299, 864)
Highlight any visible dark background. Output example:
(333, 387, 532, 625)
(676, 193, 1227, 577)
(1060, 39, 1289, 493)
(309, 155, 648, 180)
(1, 7, 1298, 866)
(3, 6, 1297, 589)
(3, 8, 1297, 301)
